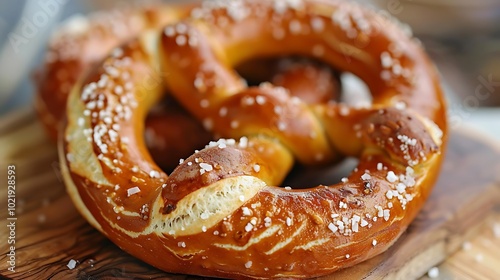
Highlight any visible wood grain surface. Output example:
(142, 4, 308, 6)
(0, 109, 499, 280)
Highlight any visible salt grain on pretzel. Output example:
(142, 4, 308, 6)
(58, 0, 447, 278)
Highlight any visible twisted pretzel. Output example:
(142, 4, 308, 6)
(60, 0, 447, 278)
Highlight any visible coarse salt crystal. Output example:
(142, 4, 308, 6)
(77, 117, 84, 127)
(149, 170, 160, 178)
(386, 171, 398, 183)
(176, 35, 187, 46)
(164, 26, 175, 37)
(377, 163, 383, 171)
(352, 221, 359, 232)
(264, 216, 272, 227)
(380, 52, 392, 68)
(386, 191, 393, 200)
(176, 23, 188, 34)
(219, 107, 228, 117)
(67, 259, 77, 269)
(242, 96, 255, 106)
(328, 222, 338, 233)
(383, 209, 390, 221)
(127, 187, 140, 197)
(199, 162, 213, 174)
(231, 120, 240, 129)
(245, 223, 253, 232)
(245, 261, 252, 268)
(427, 267, 439, 279)
(242, 207, 251, 216)
(360, 219, 369, 227)
(253, 164, 261, 172)
(277, 121, 287, 131)
(396, 183, 406, 193)
(395, 101, 406, 110)
(311, 17, 324, 32)
(200, 212, 209, 220)
(256, 95, 266, 105)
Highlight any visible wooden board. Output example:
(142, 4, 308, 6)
(427, 212, 500, 280)
(0, 109, 499, 280)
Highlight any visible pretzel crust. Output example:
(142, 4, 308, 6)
(60, 0, 447, 278)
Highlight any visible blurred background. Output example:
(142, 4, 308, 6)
(0, 0, 499, 139)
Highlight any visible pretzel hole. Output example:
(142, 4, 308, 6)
(236, 56, 341, 103)
(143, 56, 350, 173)
(283, 157, 359, 189)
(144, 96, 212, 173)
(237, 57, 373, 108)
(339, 72, 372, 108)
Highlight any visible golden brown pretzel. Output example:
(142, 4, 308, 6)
(60, 0, 447, 278)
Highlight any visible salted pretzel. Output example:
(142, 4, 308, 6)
(34, 4, 339, 171)
(60, 0, 447, 278)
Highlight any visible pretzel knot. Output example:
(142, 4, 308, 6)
(61, 0, 447, 278)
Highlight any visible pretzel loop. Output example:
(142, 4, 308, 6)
(61, 0, 447, 278)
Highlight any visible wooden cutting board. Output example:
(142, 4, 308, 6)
(0, 109, 499, 279)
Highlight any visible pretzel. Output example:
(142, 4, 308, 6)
(34, 4, 339, 171)
(60, 0, 447, 278)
